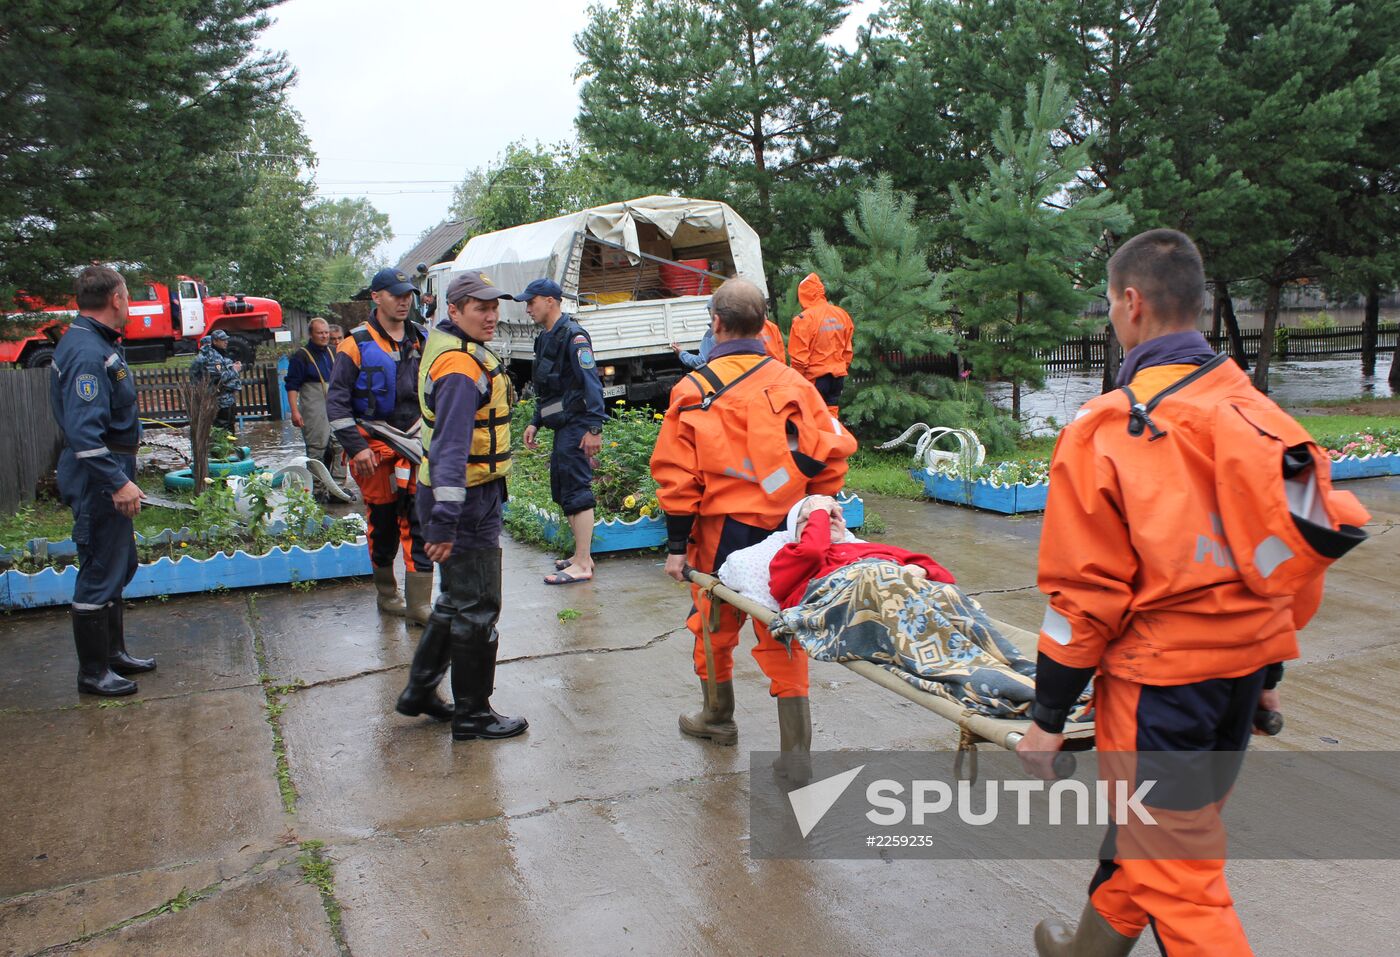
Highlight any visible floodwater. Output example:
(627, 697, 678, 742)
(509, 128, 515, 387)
(986, 357, 1395, 433)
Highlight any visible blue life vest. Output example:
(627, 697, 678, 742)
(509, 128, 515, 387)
(350, 325, 414, 419)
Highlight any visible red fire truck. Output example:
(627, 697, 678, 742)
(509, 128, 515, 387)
(0, 277, 285, 368)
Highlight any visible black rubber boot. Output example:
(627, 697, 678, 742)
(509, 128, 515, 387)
(1035, 901, 1139, 956)
(444, 549, 527, 741)
(74, 607, 137, 697)
(107, 601, 156, 675)
(395, 608, 453, 722)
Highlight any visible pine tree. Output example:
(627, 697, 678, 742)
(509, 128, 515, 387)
(574, 0, 858, 284)
(950, 66, 1131, 421)
(807, 176, 1015, 450)
(0, 0, 292, 312)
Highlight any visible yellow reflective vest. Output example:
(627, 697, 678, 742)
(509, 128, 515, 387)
(417, 327, 513, 489)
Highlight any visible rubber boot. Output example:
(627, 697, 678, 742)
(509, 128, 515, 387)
(74, 607, 137, 697)
(1035, 901, 1139, 957)
(678, 679, 738, 745)
(106, 601, 156, 675)
(772, 696, 813, 785)
(373, 566, 406, 616)
(395, 609, 453, 722)
(444, 549, 527, 741)
(404, 571, 433, 625)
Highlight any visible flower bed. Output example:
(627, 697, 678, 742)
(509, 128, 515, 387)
(511, 492, 866, 554)
(914, 428, 1399, 514)
(1, 480, 368, 610)
(503, 400, 866, 552)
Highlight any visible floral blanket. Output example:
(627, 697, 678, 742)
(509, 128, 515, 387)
(772, 559, 1092, 721)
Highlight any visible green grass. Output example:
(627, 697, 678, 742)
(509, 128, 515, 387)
(1297, 414, 1400, 440)
(297, 841, 347, 948)
(0, 491, 198, 550)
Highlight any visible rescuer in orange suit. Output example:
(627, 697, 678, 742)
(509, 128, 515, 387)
(651, 278, 857, 769)
(1017, 230, 1370, 957)
(760, 316, 786, 363)
(787, 272, 853, 415)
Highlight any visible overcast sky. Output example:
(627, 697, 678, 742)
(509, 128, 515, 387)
(260, 0, 877, 265)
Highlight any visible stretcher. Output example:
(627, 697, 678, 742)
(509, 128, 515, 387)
(685, 569, 1096, 779)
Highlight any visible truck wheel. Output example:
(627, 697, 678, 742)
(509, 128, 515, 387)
(22, 346, 55, 369)
(226, 334, 258, 367)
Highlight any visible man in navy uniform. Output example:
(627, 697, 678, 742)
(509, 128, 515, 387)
(48, 265, 156, 696)
(190, 329, 243, 433)
(518, 279, 607, 585)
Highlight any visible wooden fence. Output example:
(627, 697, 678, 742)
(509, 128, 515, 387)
(134, 363, 284, 425)
(886, 323, 1398, 375)
(0, 368, 64, 512)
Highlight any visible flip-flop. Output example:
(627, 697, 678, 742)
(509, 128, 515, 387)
(544, 571, 593, 586)
(553, 558, 571, 570)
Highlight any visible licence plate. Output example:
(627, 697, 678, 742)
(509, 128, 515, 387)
(602, 384, 626, 398)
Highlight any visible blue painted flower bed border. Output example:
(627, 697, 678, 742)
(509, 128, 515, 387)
(1, 521, 371, 611)
(913, 469, 1048, 515)
(510, 493, 866, 554)
(914, 452, 1396, 515)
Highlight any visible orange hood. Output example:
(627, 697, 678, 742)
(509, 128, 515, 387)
(797, 273, 827, 310)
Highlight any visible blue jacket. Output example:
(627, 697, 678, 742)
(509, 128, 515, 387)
(325, 311, 426, 457)
(190, 343, 242, 407)
(283, 341, 334, 392)
(529, 315, 607, 430)
(48, 315, 143, 493)
(678, 328, 715, 370)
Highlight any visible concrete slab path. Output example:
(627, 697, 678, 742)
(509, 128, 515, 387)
(2, 478, 1396, 956)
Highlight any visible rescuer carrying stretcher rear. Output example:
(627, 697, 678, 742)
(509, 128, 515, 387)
(1016, 229, 1370, 957)
(651, 278, 857, 773)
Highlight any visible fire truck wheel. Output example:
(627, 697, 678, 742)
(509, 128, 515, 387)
(22, 346, 55, 369)
(226, 334, 257, 367)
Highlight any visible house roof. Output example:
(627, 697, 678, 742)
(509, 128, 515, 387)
(395, 220, 470, 276)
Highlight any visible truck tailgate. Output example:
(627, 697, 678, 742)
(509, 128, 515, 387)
(496, 296, 714, 362)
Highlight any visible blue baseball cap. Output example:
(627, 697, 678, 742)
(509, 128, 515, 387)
(369, 267, 416, 296)
(513, 278, 563, 302)
(210, 329, 229, 341)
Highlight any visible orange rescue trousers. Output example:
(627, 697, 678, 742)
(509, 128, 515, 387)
(1085, 670, 1265, 956)
(686, 514, 807, 698)
(353, 437, 429, 573)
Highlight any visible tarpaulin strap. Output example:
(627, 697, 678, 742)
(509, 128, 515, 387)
(698, 578, 719, 705)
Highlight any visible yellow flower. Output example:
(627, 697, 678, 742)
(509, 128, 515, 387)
(610, 441, 618, 448)
(616, 400, 626, 406)
(640, 505, 653, 517)
(653, 413, 664, 421)
(624, 495, 637, 509)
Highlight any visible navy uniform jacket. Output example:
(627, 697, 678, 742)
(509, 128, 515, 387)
(530, 315, 607, 430)
(49, 315, 142, 493)
(283, 341, 334, 392)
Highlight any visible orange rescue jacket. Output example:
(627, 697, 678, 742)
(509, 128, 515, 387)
(788, 274, 853, 380)
(760, 318, 786, 364)
(650, 352, 857, 530)
(1037, 357, 1367, 686)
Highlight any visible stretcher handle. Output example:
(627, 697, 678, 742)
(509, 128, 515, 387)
(1005, 732, 1077, 780)
(1253, 709, 1284, 736)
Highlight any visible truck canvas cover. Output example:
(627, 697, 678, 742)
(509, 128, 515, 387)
(451, 196, 767, 323)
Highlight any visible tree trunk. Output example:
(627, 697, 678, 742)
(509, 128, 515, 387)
(1362, 285, 1379, 377)
(1252, 281, 1282, 393)
(1101, 321, 1120, 393)
(1012, 378, 1021, 421)
(1390, 337, 1400, 392)
(1218, 281, 1248, 370)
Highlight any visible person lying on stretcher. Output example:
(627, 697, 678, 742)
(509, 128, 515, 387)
(717, 495, 1092, 721)
(769, 495, 955, 608)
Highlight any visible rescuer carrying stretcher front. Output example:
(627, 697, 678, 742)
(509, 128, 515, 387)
(651, 278, 857, 772)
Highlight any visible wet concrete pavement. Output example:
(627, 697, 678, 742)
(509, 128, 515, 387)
(1, 478, 1397, 955)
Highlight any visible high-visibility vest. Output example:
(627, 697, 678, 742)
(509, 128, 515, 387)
(417, 328, 513, 488)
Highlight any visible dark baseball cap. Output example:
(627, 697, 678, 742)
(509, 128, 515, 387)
(369, 267, 416, 296)
(512, 278, 564, 302)
(446, 271, 514, 305)
(210, 329, 229, 341)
